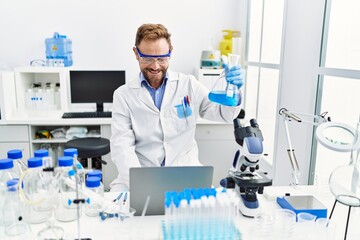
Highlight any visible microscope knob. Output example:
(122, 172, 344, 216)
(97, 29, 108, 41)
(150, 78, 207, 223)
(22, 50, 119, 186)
(220, 177, 235, 189)
(240, 164, 247, 172)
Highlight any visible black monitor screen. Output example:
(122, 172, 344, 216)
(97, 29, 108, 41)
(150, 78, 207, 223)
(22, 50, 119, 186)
(69, 70, 125, 104)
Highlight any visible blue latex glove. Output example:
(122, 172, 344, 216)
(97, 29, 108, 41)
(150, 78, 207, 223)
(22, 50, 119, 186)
(223, 63, 244, 88)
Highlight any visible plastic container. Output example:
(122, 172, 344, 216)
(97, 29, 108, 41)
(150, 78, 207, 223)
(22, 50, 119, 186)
(54, 156, 80, 222)
(45, 32, 73, 67)
(85, 176, 104, 217)
(3, 179, 29, 236)
(23, 157, 53, 224)
(7, 149, 27, 176)
(219, 30, 233, 56)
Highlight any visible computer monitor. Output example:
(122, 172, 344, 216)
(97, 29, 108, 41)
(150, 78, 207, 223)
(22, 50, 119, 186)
(69, 70, 125, 112)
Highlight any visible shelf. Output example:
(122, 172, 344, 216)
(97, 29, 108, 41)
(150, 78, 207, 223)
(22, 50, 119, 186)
(31, 138, 68, 144)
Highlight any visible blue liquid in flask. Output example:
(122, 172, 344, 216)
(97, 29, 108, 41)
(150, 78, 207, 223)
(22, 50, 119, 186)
(208, 90, 240, 107)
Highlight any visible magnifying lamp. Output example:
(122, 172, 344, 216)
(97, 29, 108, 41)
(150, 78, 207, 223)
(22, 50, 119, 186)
(316, 121, 360, 152)
(315, 117, 360, 240)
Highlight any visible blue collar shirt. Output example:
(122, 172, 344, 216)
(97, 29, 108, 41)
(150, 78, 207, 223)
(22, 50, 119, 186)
(140, 72, 168, 110)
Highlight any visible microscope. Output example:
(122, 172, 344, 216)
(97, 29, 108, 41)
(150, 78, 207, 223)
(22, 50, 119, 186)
(220, 117, 272, 217)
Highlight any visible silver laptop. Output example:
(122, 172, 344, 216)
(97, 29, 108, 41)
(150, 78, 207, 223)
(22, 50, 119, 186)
(129, 166, 213, 216)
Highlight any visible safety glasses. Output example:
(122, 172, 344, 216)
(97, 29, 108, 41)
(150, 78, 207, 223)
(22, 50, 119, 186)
(136, 48, 171, 65)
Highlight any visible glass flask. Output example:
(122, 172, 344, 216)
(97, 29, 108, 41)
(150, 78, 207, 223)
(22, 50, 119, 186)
(329, 155, 360, 206)
(208, 54, 241, 107)
(328, 119, 360, 207)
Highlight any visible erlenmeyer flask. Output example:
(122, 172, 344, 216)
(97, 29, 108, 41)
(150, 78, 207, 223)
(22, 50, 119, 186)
(329, 118, 360, 206)
(208, 54, 241, 106)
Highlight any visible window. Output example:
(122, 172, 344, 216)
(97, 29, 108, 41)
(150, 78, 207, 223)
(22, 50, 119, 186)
(245, 0, 285, 164)
(313, 0, 360, 184)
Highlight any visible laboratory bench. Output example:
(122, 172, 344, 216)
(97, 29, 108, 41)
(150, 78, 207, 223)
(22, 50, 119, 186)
(1, 186, 359, 240)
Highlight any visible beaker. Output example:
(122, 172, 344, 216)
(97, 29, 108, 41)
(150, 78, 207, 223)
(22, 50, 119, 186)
(208, 54, 241, 107)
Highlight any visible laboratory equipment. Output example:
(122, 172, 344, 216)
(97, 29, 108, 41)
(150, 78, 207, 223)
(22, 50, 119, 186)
(162, 188, 242, 240)
(0, 158, 19, 226)
(220, 117, 272, 217)
(87, 169, 103, 180)
(29, 150, 65, 240)
(21, 157, 53, 224)
(64, 147, 85, 185)
(219, 30, 234, 56)
(276, 195, 327, 219)
(200, 50, 221, 69)
(54, 156, 81, 222)
(279, 108, 330, 186)
(3, 179, 29, 236)
(316, 115, 360, 240)
(45, 32, 73, 67)
(7, 149, 27, 176)
(85, 176, 104, 217)
(208, 54, 242, 107)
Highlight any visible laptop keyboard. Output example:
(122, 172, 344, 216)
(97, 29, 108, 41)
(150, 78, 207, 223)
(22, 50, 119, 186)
(62, 111, 112, 118)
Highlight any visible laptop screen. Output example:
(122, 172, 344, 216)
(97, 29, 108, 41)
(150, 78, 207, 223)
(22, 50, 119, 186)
(129, 166, 213, 216)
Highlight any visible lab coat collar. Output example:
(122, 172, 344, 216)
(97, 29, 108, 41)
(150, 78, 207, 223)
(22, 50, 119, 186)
(129, 70, 179, 112)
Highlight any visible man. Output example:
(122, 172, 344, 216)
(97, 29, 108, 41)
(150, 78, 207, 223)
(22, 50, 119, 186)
(110, 23, 243, 191)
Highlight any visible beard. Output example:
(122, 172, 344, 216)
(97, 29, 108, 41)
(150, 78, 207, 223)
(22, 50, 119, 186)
(141, 65, 168, 87)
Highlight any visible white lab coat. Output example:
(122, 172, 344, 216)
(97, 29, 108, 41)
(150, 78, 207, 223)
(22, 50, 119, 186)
(110, 70, 241, 191)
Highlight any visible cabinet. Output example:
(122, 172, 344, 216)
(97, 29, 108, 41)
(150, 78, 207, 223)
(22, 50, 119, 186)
(27, 124, 116, 190)
(1, 67, 69, 119)
(0, 125, 31, 165)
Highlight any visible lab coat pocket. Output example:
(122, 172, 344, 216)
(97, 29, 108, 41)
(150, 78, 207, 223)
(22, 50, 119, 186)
(174, 104, 192, 119)
(172, 98, 195, 131)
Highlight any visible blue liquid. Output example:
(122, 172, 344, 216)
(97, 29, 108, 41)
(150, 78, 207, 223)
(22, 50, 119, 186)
(208, 91, 239, 107)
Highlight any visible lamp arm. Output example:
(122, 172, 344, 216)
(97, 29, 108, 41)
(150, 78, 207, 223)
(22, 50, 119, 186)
(282, 116, 300, 186)
(279, 108, 330, 186)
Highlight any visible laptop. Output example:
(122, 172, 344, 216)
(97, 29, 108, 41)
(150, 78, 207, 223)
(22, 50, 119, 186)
(129, 166, 213, 216)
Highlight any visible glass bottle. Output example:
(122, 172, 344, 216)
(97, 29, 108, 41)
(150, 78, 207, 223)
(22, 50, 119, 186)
(0, 158, 19, 226)
(64, 148, 85, 186)
(3, 179, 29, 236)
(85, 176, 104, 217)
(23, 157, 53, 224)
(7, 149, 28, 176)
(54, 156, 81, 222)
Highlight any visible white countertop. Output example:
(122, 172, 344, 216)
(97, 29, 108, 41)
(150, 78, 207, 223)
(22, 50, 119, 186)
(1, 186, 359, 240)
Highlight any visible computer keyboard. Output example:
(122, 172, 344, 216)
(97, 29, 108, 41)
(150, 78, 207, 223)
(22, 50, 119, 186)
(62, 111, 112, 119)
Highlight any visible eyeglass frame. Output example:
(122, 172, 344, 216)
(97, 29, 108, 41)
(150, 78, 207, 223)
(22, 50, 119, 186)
(136, 48, 171, 65)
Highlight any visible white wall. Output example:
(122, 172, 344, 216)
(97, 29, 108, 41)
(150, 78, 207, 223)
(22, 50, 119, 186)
(0, 0, 241, 80)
